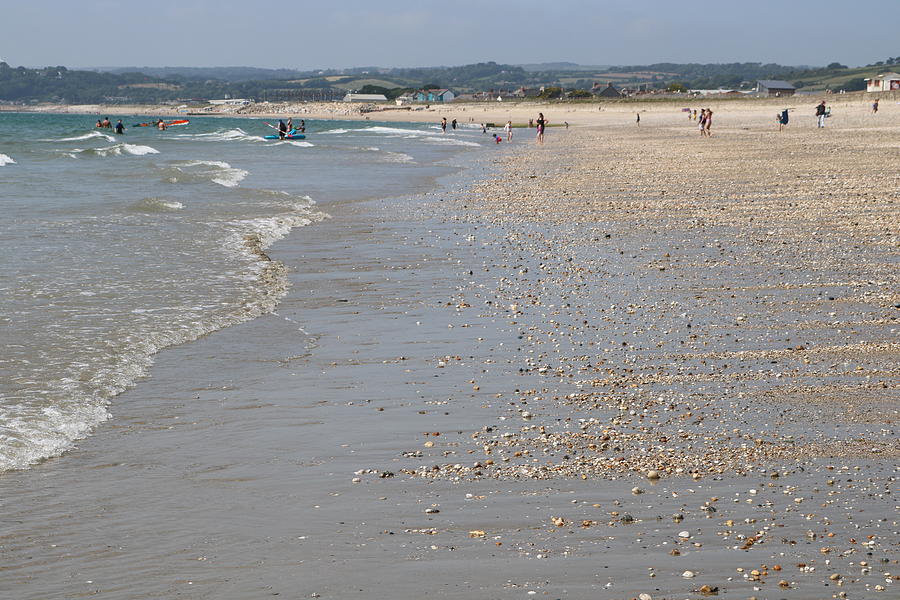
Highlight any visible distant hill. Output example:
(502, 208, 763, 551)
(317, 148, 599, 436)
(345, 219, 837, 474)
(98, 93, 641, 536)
(518, 62, 609, 72)
(96, 66, 310, 82)
(3, 58, 897, 104)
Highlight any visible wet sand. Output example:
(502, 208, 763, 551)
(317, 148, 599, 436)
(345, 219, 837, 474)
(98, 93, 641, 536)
(2, 101, 898, 599)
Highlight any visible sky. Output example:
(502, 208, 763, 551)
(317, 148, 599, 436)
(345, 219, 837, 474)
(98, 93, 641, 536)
(2, 0, 898, 70)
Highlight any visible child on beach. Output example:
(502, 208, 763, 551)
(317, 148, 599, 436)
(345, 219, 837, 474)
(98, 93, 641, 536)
(504, 120, 512, 140)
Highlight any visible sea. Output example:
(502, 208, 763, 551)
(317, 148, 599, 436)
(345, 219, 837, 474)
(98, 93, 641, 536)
(0, 112, 486, 474)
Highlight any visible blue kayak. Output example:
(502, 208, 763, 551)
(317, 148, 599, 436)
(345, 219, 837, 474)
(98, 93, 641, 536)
(264, 129, 305, 140)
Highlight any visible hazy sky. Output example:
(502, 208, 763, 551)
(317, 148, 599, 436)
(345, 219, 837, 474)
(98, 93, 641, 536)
(3, 0, 897, 69)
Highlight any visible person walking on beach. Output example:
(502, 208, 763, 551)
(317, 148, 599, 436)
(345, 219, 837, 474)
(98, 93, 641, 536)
(504, 120, 512, 140)
(816, 101, 827, 128)
(778, 109, 789, 132)
(704, 109, 713, 136)
(535, 112, 546, 144)
(872, 99, 879, 114)
(698, 109, 707, 136)
(636, 113, 640, 126)
(441, 117, 447, 133)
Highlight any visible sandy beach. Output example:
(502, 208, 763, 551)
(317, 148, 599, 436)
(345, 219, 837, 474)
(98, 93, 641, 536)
(2, 98, 897, 599)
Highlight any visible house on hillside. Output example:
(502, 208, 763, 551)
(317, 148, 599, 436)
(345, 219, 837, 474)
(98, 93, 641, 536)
(864, 72, 900, 92)
(414, 89, 455, 102)
(343, 93, 388, 102)
(592, 82, 623, 98)
(755, 80, 796, 97)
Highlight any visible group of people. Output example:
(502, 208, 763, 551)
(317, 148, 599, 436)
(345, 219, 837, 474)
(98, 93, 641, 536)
(276, 118, 306, 139)
(440, 117, 460, 133)
(96, 117, 125, 134)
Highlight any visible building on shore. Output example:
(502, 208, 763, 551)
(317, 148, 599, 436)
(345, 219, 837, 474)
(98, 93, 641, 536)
(414, 89, 455, 102)
(864, 72, 900, 92)
(208, 98, 252, 106)
(343, 93, 388, 103)
(755, 80, 796, 97)
(592, 82, 623, 98)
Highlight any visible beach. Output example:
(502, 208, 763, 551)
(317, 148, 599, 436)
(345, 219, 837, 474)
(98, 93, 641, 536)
(1, 98, 898, 599)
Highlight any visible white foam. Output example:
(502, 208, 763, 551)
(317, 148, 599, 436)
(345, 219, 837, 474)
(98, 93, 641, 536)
(320, 128, 349, 134)
(357, 126, 438, 136)
(122, 144, 160, 156)
(181, 160, 248, 187)
(79, 143, 159, 157)
(134, 197, 184, 212)
(178, 128, 257, 143)
(384, 151, 415, 163)
(58, 131, 115, 142)
(0, 153, 15, 166)
(425, 137, 482, 147)
(284, 140, 314, 148)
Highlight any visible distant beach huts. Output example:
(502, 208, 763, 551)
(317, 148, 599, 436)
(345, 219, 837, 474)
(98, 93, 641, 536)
(415, 89, 455, 103)
(864, 72, 900, 92)
(755, 80, 796, 97)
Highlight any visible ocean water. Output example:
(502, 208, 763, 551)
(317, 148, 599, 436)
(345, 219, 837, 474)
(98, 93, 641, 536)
(0, 112, 485, 473)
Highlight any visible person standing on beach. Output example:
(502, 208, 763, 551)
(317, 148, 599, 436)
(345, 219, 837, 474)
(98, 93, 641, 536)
(441, 117, 447, 133)
(704, 109, 713, 136)
(778, 109, 789, 132)
(636, 113, 640, 126)
(451, 118, 457, 130)
(698, 109, 707, 136)
(535, 112, 546, 144)
(872, 99, 879, 114)
(816, 101, 827, 128)
(504, 120, 512, 140)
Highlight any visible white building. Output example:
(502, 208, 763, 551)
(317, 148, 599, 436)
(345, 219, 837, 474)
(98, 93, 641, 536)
(864, 73, 900, 93)
(343, 93, 388, 102)
(208, 99, 251, 105)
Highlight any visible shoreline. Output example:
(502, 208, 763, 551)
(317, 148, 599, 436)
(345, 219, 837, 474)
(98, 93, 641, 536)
(1, 101, 897, 598)
(1, 91, 889, 126)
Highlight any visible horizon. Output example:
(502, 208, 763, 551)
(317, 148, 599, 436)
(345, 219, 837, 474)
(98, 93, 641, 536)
(2, 0, 898, 70)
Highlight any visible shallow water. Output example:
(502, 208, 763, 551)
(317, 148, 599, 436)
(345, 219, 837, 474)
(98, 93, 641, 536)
(0, 112, 485, 472)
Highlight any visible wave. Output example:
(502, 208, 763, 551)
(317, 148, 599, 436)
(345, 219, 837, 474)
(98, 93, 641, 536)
(320, 128, 349, 135)
(74, 143, 160, 157)
(132, 197, 184, 212)
(57, 131, 116, 142)
(0, 153, 15, 166)
(174, 128, 265, 143)
(384, 151, 415, 163)
(165, 160, 248, 187)
(273, 140, 314, 148)
(355, 126, 438, 137)
(425, 137, 482, 147)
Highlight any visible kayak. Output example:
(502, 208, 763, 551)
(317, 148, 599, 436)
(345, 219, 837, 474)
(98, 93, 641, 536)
(264, 130, 306, 140)
(264, 134, 306, 140)
(132, 119, 190, 128)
